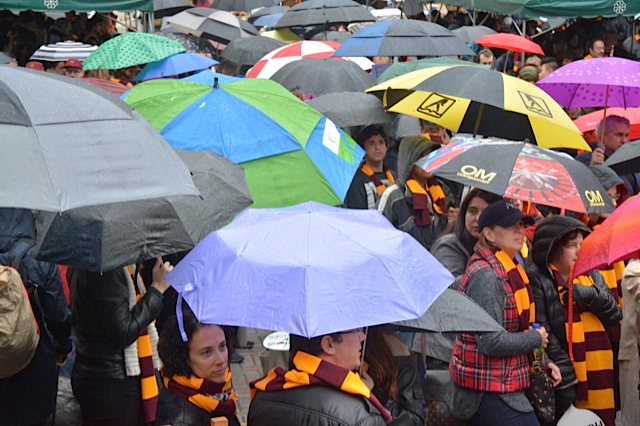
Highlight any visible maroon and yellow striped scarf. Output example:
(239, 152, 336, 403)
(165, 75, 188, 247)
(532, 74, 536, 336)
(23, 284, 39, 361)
(494, 250, 535, 330)
(162, 368, 237, 416)
(598, 261, 624, 344)
(361, 162, 395, 195)
(405, 178, 446, 226)
(126, 266, 159, 423)
(250, 350, 392, 422)
(550, 265, 615, 426)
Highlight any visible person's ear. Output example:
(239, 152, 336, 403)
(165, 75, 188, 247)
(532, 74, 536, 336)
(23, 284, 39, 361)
(320, 335, 337, 355)
(482, 227, 495, 244)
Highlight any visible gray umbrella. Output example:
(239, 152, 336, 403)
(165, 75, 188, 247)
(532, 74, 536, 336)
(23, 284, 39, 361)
(394, 289, 504, 333)
(274, 0, 376, 29)
(384, 114, 422, 139)
(221, 36, 286, 66)
(310, 30, 351, 43)
(0, 51, 14, 64)
(604, 139, 640, 175)
(306, 92, 393, 127)
(212, 0, 279, 13)
(35, 149, 253, 273)
(270, 57, 374, 96)
(166, 8, 260, 44)
(0, 66, 199, 213)
(452, 25, 496, 44)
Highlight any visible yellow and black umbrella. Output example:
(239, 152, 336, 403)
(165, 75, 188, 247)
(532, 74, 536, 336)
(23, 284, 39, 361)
(366, 66, 591, 152)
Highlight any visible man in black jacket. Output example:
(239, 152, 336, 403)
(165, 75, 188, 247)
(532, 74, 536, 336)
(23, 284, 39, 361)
(0, 208, 72, 426)
(248, 330, 387, 426)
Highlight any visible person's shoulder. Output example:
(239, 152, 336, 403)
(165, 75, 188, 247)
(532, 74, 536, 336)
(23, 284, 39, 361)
(431, 234, 461, 252)
(377, 183, 404, 210)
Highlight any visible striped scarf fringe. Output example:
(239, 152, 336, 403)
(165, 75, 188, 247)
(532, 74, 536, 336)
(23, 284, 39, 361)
(123, 266, 160, 423)
(162, 368, 237, 416)
(405, 178, 446, 226)
(361, 163, 394, 196)
(550, 265, 615, 426)
(250, 351, 392, 422)
(494, 250, 535, 330)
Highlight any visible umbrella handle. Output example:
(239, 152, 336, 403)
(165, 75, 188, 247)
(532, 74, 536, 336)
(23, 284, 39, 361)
(359, 327, 369, 377)
(598, 86, 609, 152)
(568, 265, 574, 361)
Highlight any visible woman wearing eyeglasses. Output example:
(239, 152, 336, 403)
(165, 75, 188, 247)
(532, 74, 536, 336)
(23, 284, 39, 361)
(447, 199, 561, 426)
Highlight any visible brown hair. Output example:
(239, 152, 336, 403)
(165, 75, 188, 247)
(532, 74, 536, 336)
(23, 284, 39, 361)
(364, 326, 399, 401)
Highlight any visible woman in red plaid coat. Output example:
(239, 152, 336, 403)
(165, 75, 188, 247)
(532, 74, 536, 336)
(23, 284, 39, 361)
(446, 200, 562, 425)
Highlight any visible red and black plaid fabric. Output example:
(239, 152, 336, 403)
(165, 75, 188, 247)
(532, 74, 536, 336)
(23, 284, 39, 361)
(450, 243, 531, 393)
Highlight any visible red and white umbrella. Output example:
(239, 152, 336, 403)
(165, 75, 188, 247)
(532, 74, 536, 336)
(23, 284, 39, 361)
(245, 40, 373, 79)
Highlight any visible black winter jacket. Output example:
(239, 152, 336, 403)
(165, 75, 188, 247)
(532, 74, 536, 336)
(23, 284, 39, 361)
(69, 267, 164, 379)
(526, 216, 623, 387)
(248, 384, 386, 426)
(156, 385, 241, 426)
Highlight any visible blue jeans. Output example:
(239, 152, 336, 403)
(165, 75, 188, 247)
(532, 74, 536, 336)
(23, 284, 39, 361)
(471, 393, 540, 426)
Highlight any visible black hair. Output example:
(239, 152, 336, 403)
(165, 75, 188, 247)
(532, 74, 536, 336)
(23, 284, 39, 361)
(356, 125, 387, 148)
(158, 301, 226, 377)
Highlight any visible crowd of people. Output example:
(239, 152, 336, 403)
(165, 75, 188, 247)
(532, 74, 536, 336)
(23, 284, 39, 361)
(1, 4, 640, 426)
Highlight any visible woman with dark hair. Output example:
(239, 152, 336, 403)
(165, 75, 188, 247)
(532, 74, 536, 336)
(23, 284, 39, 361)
(431, 189, 503, 278)
(527, 216, 621, 426)
(364, 326, 425, 425)
(448, 199, 561, 425)
(156, 302, 240, 426)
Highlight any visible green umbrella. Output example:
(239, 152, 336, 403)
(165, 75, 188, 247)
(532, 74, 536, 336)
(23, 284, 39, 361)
(123, 76, 364, 208)
(82, 32, 186, 70)
(374, 57, 487, 84)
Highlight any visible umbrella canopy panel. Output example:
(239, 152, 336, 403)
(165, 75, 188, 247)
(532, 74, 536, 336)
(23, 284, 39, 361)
(415, 137, 615, 214)
(452, 25, 496, 44)
(165, 7, 260, 44)
(82, 32, 186, 70)
(30, 41, 97, 61)
(0, 67, 199, 212)
(306, 92, 393, 128)
(221, 37, 287, 66)
(212, 0, 279, 12)
(368, 65, 591, 152)
(270, 57, 374, 96)
(375, 57, 487, 84)
(475, 33, 544, 55)
(35, 149, 252, 273)
(166, 201, 455, 337)
(332, 19, 475, 58)
(135, 52, 219, 81)
(274, 0, 376, 28)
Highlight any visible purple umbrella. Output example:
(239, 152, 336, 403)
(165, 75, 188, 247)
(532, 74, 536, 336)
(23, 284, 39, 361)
(536, 57, 640, 109)
(166, 201, 454, 338)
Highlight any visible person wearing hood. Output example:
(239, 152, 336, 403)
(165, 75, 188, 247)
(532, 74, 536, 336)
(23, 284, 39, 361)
(527, 216, 622, 426)
(0, 208, 73, 425)
(377, 136, 449, 250)
(585, 165, 627, 413)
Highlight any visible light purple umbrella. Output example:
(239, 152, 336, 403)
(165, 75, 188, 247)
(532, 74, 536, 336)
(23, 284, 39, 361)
(166, 201, 454, 338)
(536, 57, 640, 109)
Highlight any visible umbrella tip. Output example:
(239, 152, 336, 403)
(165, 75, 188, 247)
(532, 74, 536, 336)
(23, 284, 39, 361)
(213, 77, 219, 89)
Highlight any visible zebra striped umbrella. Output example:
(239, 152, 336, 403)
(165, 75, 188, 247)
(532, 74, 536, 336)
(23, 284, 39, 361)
(30, 41, 98, 62)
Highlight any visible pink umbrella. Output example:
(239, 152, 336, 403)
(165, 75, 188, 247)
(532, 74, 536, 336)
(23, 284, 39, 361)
(245, 40, 372, 79)
(83, 78, 129, 96)
(573, 107, 640, 142)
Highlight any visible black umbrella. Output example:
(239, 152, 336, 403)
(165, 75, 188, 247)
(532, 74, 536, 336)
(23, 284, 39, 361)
(394, 289, 504, 333)
(154, 0, 193, 18)
(274, 0, 375, 29)
(249, 5, 290, 20)
(35, 149, 253, 273)
(306, 92, 393, 127)
(310, 30, 351, 43)
(452, 25, 497, 44)
(165, 8, 259, 44)
(221, 36, 286, 66)
(270, 57, 374, 96)
(384, 114, 422, 139)
(604, 139, 640, 175)
(158, 30, 218, 55)
(211, 0, 278, 13)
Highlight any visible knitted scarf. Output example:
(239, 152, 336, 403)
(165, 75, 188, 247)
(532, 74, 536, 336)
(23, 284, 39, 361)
(405, 178, 446, 226)
(494, 250, 535, 330)
(162, 368, 237, 416)
(598, 260, 624, 344)
(250, 350, 392, 422)
(550, 265, 615, 426)
(361, 163, 394, 196)
(123, 266, 161, 423)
